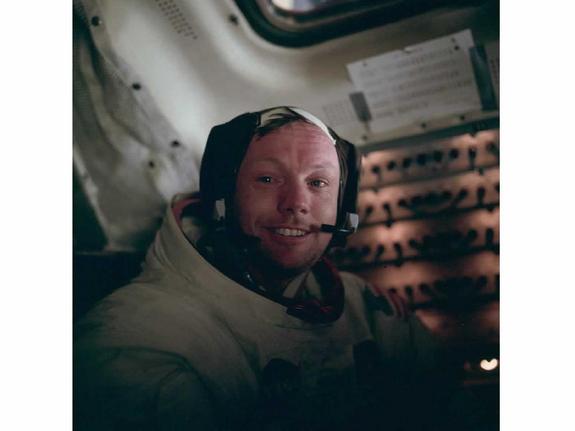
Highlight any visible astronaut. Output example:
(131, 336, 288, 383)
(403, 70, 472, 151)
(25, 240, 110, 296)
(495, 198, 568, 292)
(74, 107, 456, 430)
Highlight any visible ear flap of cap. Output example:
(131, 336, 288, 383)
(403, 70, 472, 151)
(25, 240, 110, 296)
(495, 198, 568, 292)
(335, 137, 361, 227)
(199, 113, 259, 221)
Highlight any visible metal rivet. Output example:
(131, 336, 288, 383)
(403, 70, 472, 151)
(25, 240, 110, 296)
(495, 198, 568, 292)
(91, 16, 102, 26)
(228, 14, 239, 25)
(132, 83, 142, 90)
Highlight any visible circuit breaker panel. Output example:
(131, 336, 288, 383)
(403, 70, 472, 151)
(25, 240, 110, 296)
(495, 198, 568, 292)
(329, 125, 500, 351)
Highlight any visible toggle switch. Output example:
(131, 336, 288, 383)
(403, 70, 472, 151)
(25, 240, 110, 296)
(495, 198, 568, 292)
(363, 205, 374, 222)
(374, 244, 385, 260)
(485, 227, 495, 246)
(404, 285, 414, 304)
(465, 229, 478, 246)
(371, 165, 383, 183)
(387, 160, 397, 171)
(468, 147, 478, 170)
(433, 150, 443, 163)
(477, 186, 486, 206)
(393, 242, 404, 266)
(416, 153, 428, 166)
(382, 202, 394, 226)
(402, 157, 412, 169)
(487, 142, 499, 157)
(449, 148, 459, 160)
(451, 188, 468, 207)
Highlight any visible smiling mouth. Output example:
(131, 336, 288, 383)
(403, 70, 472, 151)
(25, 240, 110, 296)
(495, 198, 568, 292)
(272, 228, 308, 237)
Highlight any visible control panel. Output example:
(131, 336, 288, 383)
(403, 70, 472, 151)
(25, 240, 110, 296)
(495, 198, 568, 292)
(329, 127, 500, 344)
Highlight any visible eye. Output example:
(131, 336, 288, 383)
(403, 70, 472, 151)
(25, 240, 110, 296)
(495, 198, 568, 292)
(256, 176, 273, 184)
(309, 179, 328, 188)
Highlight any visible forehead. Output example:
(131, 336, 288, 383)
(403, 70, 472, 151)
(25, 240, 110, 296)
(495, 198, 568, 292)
(242, 121, 339, 169)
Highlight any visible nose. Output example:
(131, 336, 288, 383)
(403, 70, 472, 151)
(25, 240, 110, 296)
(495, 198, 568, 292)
(278, 181, 310, 216)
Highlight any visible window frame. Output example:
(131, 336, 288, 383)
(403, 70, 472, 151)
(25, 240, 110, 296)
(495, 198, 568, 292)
(235, 0, 493, 47)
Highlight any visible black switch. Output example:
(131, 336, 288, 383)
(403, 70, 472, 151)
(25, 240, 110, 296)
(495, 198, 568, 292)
(402, 157, 412, 169)
(404, 286, 414, 304)
(363, 205, 374, 221)
(416, 153, 427, 166)
(477, 186, 486, 206)
(371, 165, 382, 183)
(382, 202, 394, 226)
(387, 160, 397, 171)
(485, 228, 495, 246)
(451, 188, 468, 207)
(374, 244, 385, 259)
(468, 147, 478, 169)
(433, 150, 443, 163)
(465, 229, 478, 245)
(393, 242, 404, 267)
(449, 148, 459, 160)
(487, 142, 500, 157)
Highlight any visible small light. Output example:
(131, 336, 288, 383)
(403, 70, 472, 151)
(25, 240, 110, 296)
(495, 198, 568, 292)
(480, 358, 498, 371)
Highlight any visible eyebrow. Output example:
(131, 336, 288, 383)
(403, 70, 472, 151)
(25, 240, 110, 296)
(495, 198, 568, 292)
(251, 158, 339, 171)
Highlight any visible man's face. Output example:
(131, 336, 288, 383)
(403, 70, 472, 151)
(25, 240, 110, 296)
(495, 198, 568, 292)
(235, 121, 340, 274)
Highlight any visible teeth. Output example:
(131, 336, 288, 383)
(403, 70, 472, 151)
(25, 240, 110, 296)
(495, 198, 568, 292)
(275, 228, 306, 237)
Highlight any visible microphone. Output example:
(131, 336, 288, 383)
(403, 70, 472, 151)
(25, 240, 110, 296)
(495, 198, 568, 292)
(320, 212, 359, 236)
